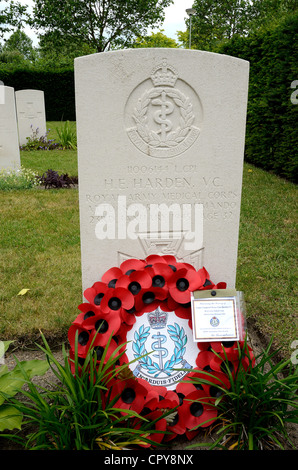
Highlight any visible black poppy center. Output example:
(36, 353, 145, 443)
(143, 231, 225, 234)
(142, 291, 155, 304)
(78, 331, 89, 346)
(121, 387, 136, 404)
(95, 319, 109, 334)
(94, 293, 104, 305)
(190, 402, 204, 417)
(195, 384, 203, 391)
(95, 346, 104, 361)
(108, 297, 122, 310)
(222, 341, 235, 348)
(125, 306, 136, 314)
(169, 264, 177, 272)
(176, 392, 185, 406)
(125, 269, 136, 275)
(128, 281, 141, 295)
(152, 275, 165, 288)
(108, 278, 117, 288)
(210, 386, 223, 398)
(83, 310, 95, 320)
(221, 360, 234, 374)
(176, 278, 189, 292)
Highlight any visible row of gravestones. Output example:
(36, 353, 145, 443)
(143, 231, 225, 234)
(0, 86, 46, 170)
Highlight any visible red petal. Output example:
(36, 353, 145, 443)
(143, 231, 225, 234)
(101, 267, 123, 286)
(120, 258, 146, 274)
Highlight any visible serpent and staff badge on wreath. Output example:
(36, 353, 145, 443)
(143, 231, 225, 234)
(126, 306, 198, 390)
(125, 59, 203, 158)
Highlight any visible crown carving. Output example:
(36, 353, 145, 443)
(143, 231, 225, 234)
(147, 307, 168, 329)
(151, 60, 178, 87)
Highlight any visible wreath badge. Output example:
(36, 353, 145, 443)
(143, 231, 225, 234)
(131, 308, 192, 387)
(68, 254, 255, 445)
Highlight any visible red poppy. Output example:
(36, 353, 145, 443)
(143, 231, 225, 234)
(83, 281, 109, 307)
(101, 266, 123, 288)
(83, 309, 122, 346)
(140, 410, 168, 447)
(179, 390, 218, 430)
(119, 258, 146, 275)
(164, 403, 188, 442)
(177, 368, 230, 402)
(70, 304, 98, 327)
(134, 286, 167, 313)
(100, 286, 134, 314)
(68, 324, 94, 357)
(116, 269, 152, 295)
(145, 262, 174, 290)
(196, 341, 212, 352)
(93, 338, 122, 368)
(168, 267, 206, 304)
(195, 350, 216, 372)
(144, 254, 168, 266)
(109, 377, 148, 416)
(166, 295, 192, 320)
(210, 343, 255, 375)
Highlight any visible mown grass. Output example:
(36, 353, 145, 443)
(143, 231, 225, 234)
(236, 165, 297, 357)
(21, 121, 78, 177)
(0, 189, 81, 341)
(0, 123, 297, 356)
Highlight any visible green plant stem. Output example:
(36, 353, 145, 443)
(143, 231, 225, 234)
(248, 432, 254, 450)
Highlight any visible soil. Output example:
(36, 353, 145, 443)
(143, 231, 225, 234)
(1, 319, 297, 451)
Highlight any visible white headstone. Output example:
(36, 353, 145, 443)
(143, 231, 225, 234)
(0, 85, 21, 170)
(15, 89, 47, 146)
(75, 49, 249, 294)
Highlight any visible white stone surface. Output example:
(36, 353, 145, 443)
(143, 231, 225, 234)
(15, 89, 47, 146)
(75, 49, 249, 293)
(0, 86, 21, 170)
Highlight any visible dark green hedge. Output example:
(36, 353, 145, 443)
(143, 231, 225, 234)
(0, 67, 75, 121)
(217, 13, 298, 183)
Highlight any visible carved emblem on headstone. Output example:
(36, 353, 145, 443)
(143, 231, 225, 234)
(126, 59, 201, 158)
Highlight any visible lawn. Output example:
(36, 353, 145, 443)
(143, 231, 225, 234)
(0, 122, 297, 357)
(20, 121, 78, 177)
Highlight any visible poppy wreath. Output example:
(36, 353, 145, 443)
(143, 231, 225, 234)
(68, 254, 255, 445)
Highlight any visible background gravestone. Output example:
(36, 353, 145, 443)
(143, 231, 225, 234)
(75, 49, 249, 294)
(15, 89, 47, 146)
(0, 85, 21, 170)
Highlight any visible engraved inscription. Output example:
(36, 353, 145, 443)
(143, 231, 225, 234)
(125, 59, 203, 158)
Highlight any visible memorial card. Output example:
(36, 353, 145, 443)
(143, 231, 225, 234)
(191, 289, 241, 342)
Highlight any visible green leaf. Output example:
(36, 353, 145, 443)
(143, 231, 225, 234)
(0, 359, 49, 405)
(0, 404, 22, 431)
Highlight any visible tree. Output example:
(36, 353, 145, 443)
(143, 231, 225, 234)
(3, 29, 35, 60)
(36, 31, 96, 68)
(181, 0, 251, 51)
(133, 30, 179, 48)
(181, 0, 298, 51)
(0, 0, 28, 39)
(31, 0, 174, 53)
